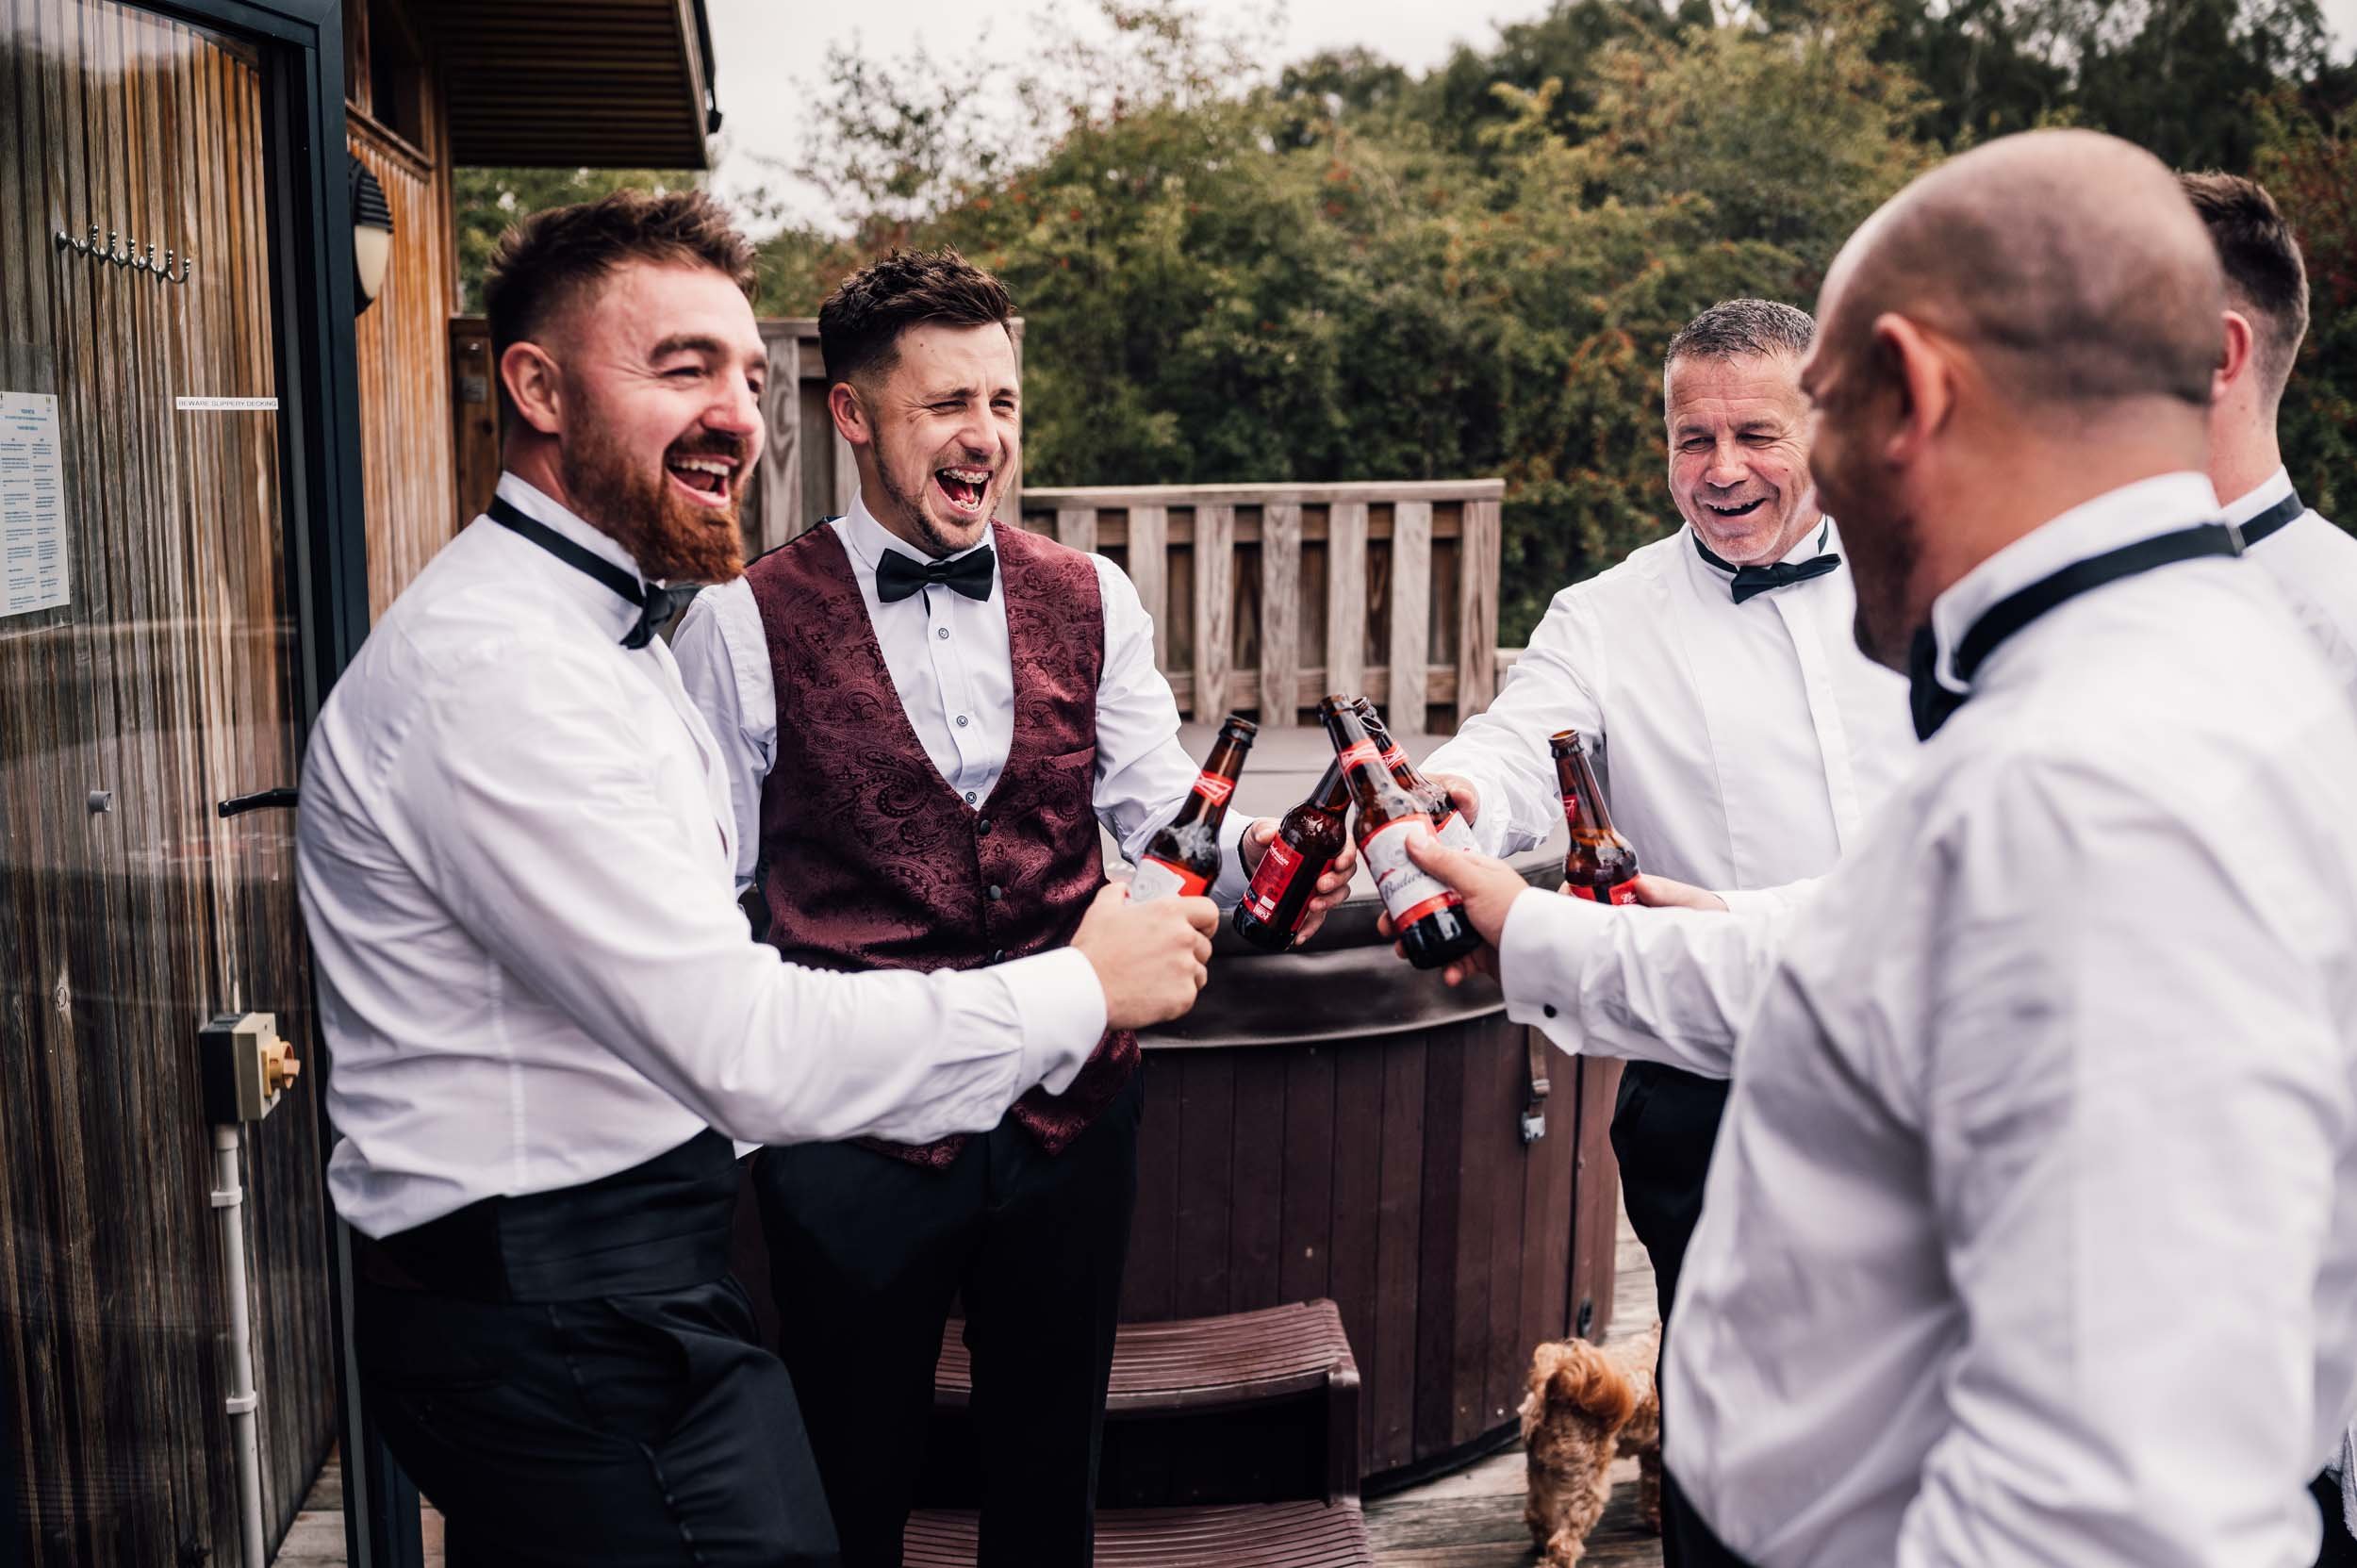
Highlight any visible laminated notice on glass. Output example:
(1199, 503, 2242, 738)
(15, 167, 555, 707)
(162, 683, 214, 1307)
(0, 392, 68, 616)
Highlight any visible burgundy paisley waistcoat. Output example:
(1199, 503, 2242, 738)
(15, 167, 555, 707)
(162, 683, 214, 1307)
(746, 520, 1138, 1168)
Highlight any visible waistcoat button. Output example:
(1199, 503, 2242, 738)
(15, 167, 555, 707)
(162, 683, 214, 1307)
(985, 884, 1004, 901)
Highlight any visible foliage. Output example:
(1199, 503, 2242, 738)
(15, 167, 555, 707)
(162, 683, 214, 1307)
(451, 0, 2357, 640)
(450, 166, 705, 312)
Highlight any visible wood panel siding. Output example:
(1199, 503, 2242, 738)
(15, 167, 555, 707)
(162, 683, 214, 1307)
(351, 90, 457, 618)
(1, 6, 335, 1565)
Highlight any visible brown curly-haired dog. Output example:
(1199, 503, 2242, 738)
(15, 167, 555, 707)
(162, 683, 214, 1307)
(1518, 1322, 1663, 1565)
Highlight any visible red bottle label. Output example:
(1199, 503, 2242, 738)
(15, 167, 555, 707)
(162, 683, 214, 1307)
(1567, 878, 1640, 905)
(1131, 856, 1211, 901)
(1336, 739, 1380, 771)
(1244, 834, 1332, 929)
(1192, 771, 1236, 807)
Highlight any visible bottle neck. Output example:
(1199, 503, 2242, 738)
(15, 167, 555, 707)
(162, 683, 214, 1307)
(1325, 710, 1412, 817)
(1310, 759, 1350, 813)
(1555, 743, 1619, 834)
(1172, 732, 1251, 832)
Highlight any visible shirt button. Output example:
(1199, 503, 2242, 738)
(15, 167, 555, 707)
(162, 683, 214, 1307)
(964, 791, 977, 804)
(990, 949, 1008, 964)
(1542, 1004, 1558, 1019)
(955, 715, 968, 728)
(986, 884, 1004, 901)
(936, 626, 949, 641)
(977, 818, 993, 836)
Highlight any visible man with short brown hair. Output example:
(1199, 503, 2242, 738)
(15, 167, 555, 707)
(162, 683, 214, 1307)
(300, 193, 1222, 1566)
(672, 246, 1351, 1567)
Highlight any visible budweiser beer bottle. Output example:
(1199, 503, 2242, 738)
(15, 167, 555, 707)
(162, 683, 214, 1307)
(1131, 714, 1257, 900)
(1358, 700, 1477, 851)
(1232, 759, 1350, 952)
(1322, 696, 1481, 969)
(1551, 728, 1640, 903)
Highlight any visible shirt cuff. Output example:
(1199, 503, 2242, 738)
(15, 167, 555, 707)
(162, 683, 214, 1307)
(997, 945, 1109, 1097)
(1211, 813, 1261, 906)
(1498, 887, 1615, 1051)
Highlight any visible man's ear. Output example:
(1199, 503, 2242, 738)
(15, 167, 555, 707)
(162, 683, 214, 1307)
(828, 381, 872, 449)
(501, 341, 565, 437)
(1872, 312, 1953, 469)
(2213, 308, 2255, 405)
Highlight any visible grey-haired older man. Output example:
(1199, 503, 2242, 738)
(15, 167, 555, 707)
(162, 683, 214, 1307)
(1420, 298, 1914, 1566)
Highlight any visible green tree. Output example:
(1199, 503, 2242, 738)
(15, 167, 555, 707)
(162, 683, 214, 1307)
(452, 165, 702, 311)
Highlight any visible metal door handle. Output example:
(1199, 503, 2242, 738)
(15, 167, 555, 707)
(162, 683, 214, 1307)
(217, 787, 299, 818)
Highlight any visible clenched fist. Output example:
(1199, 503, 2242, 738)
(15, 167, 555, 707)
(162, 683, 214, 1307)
(1072, 881, 1219, 1029)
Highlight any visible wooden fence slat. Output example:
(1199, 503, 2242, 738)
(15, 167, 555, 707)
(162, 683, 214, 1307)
(995, 318, 1024, 527)
(1128, 504, 1169, 667)
(1259, 502, 1301, 723)
(1325, 500, 1368, 704)
(757, 328, 800, 551)
(1388, 500, 1432, 735)
(1455, 497, 1501, 722)
(1054, 505, 1097, 553)
(1192, 503, 1235, 721)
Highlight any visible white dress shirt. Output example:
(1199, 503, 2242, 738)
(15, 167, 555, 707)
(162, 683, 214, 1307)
(298, 475, 1106, 1239)
(670, 492, 1255, 900)
(1504, 472, 2357, 1567)
(1426, 516, 1912, 1018)
(2230, 465, 2357, 690)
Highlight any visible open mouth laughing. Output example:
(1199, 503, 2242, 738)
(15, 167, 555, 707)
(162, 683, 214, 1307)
(1704, 497, 1768, 520)
(666, 449, 739, 508)
(935, 465, 994, 516)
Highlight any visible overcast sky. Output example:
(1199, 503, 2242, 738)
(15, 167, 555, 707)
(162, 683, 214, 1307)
(701, 0, 2357, 227)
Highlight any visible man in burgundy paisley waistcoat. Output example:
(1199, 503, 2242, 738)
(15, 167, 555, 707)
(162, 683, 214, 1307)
(672, 250, 1352, 1567)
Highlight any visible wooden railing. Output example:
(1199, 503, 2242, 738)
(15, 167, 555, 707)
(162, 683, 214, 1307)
(451, 317, 1505, 734)
(1018, 482, 1504, 734)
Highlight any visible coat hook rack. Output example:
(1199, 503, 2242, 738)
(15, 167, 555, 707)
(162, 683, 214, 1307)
(55, 223, 197, 285)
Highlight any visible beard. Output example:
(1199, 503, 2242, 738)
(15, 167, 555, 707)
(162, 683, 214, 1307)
(558, 407, 748, 585)
(867, 423, 1001, 559)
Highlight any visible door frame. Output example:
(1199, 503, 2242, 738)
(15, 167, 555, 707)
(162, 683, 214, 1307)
(109, 2, 399, 1565)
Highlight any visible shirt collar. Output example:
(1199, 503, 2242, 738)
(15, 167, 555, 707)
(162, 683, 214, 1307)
(491, 473, 654, 643)
(2220, 465, 2297, 528)
(1925, 470, 2221, 692)
(839, 490, 998, 583)
(1686, 514, 1838, 578)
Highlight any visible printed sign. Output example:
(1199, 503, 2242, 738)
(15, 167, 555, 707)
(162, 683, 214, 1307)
(0, 392, 68, 616)
(174, 396, 279, 412)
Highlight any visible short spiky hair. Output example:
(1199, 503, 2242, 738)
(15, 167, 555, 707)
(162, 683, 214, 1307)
(1664, 299, 1817, 388)
(2179, 171, 2309, 401)
(817, 248, 1015, 388)
(483, 190, 757, 420)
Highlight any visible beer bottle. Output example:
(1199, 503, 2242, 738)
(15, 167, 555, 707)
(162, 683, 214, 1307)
(1232, 759, 1350, 952)
(1322, 696, 1481, 969)
(1132, 713, 1257, 900)
(1358, 700, 1477, 851)
(1551, 728, 1640, 903)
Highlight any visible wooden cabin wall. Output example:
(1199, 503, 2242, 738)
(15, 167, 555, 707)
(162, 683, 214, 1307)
(346, 3, 457, 619)
(1, 5, 338, 1562)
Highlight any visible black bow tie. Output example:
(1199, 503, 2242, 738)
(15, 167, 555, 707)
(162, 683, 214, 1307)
(488, 496, 698, 650)
(1693, 530, 1840, 603)
(1908, 520, 2244, 741)
(876, 545, 996, 604)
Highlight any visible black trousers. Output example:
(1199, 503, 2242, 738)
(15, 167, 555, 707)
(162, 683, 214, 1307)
(1660, 1467, 1756, 1568)
(758, 1069, 1144, 1568)
(1613, 1061, 1731, 1568)
(2317, 1470, 2357, 1567)
(355, 1131, 838, 1567)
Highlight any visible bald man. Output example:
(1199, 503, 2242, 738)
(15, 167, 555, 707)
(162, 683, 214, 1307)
(1398, 129, 2357, 1567)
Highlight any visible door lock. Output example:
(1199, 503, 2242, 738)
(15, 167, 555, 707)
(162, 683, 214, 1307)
(200, 1013, 300, 1122)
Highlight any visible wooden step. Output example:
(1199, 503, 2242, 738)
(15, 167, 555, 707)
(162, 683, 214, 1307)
(904, 1500, 1374, 1567)
(936, 1299, 1359, 1416)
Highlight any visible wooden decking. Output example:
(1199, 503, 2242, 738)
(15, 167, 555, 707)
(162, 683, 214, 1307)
(272, 1203, 1661, 1568)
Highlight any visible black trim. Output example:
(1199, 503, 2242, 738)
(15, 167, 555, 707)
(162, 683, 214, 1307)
(2237, 489, 2306, 549)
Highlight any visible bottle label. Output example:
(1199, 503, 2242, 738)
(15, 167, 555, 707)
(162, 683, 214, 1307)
(1380, 743, 1408, 768)
(1436, 810, 1476, 851)
(1336, 739, 1380, 771)
(1567, 878, 1640, 905)
(1560, 791, 1580, 820)
(1131, 856, 1210, 902)
(1244, 834, 1322, 925)
(1192, 771, 1236, 807)
(1362, 816, 1464, 930)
